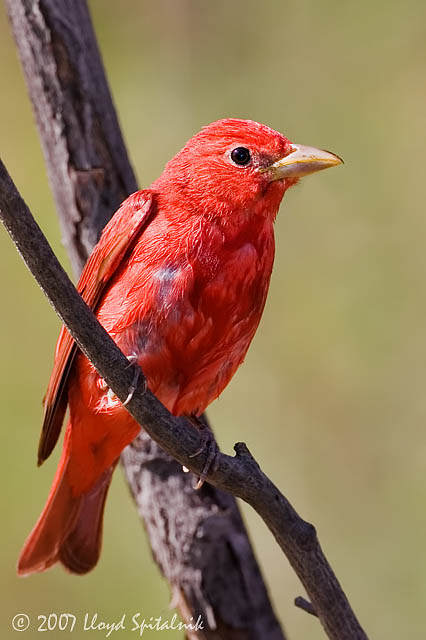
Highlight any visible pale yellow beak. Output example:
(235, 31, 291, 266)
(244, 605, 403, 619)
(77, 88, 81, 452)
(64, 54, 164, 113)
(264, 144, 343, 181)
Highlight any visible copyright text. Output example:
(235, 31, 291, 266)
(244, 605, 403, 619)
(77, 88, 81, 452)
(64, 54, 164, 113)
(11, 612, 205, 635)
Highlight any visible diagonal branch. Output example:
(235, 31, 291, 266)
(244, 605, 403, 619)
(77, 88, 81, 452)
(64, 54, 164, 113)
(0, 158, 369, 640)
(5, 0, 286, 638)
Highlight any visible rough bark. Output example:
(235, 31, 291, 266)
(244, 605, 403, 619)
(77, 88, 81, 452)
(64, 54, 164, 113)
(0, 157, 370, 640)
(5, 1, 286, 638)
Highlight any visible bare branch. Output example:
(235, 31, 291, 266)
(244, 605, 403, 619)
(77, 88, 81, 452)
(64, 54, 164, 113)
(0, 158, 368, 640)
(6, 0, 136, 276)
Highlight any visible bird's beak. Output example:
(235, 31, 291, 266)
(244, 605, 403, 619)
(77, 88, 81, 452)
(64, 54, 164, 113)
(264, 144, 343, 181)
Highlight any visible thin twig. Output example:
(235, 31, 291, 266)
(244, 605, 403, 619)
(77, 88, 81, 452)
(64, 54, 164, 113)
(294, 597, 318, 618)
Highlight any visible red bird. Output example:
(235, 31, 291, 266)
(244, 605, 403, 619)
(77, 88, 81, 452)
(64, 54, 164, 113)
(18, 119, 341, 575)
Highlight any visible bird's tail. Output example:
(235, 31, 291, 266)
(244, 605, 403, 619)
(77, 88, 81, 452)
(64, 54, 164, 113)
(17, 424, 115, 576)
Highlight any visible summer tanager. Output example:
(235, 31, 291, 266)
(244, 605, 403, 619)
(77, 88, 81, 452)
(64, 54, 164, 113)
(18, 119, 342, 575)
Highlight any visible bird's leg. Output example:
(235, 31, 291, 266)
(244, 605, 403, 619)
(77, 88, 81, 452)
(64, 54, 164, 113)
(187, 414, 220, 489)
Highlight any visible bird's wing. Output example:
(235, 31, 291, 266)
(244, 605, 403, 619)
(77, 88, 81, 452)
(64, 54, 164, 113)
(38, 190, 155, 465)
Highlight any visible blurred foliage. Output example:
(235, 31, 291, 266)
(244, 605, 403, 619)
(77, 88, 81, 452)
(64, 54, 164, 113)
(1, 0, 426, 638)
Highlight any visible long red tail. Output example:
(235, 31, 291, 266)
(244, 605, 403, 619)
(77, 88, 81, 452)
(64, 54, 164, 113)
(17, 425, 114, 576)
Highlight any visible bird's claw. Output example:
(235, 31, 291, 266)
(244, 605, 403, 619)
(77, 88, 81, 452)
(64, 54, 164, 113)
(124, 353, 139, 368)
(98, 353, 143, 408)
(122, 360, 145, 407)
(187, 417, 220, 489)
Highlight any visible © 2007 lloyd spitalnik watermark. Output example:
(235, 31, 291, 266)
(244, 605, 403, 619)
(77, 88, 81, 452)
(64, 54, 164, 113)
(11, 612, 205, 636)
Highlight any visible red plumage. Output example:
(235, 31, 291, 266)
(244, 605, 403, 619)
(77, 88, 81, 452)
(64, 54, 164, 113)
(18, 119, 340, 575)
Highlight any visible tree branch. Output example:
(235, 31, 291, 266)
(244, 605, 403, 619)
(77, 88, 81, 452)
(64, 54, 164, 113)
(5, 1, 286, 638)
(294, 597, 318, 618)
(0, 157, 368, 639)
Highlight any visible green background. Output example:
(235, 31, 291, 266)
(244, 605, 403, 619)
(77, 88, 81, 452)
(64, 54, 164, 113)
(1, 1, 426, 638)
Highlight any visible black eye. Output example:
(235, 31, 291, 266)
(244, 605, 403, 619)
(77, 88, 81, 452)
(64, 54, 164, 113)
(231, 147, 251, 166)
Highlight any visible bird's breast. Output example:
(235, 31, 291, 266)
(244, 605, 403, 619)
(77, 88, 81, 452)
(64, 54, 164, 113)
(94, 213, 275, 415)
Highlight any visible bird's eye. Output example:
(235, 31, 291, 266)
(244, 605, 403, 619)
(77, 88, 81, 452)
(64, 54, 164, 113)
(230, 147, 251, 166)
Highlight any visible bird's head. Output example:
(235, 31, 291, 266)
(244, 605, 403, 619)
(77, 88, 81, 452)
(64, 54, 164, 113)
(153, 118, 342, 221)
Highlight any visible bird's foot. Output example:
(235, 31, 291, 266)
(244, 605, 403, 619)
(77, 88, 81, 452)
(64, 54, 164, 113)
(187, 415, 220, 489)
(97, 353, 144, 409)
(122, 354, 144, 406)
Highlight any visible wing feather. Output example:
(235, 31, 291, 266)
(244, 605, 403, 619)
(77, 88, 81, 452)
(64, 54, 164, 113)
(37, 191, 155, 465)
